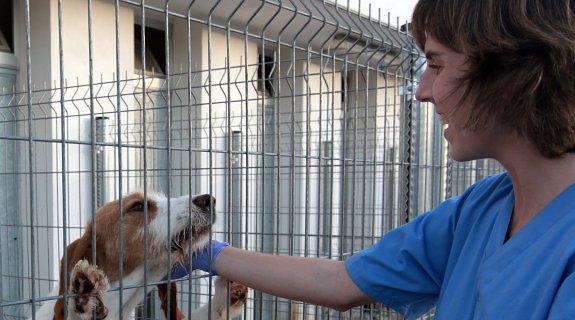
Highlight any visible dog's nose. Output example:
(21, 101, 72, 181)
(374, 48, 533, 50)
(192, 194, 215, 211)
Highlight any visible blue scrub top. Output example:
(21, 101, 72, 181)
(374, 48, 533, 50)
(346, 173, 575, 319)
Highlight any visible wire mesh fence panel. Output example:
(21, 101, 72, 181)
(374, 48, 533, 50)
(0, 0, 503, 319)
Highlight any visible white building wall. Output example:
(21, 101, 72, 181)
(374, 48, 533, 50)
(11, 0, 135, 303)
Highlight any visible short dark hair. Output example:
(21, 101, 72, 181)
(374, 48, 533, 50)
(412, 0, 575, 158)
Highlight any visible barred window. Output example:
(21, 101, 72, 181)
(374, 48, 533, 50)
(134, 24, 166, 76)
(257, 53, 275, 97)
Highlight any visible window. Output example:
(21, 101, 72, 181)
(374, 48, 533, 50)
(134, 24, 166, 76)
(257, 53, 275, 97)
(0, 0, 14, 53)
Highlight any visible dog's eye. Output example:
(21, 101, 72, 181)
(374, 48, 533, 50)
(128, 201, 145, 213)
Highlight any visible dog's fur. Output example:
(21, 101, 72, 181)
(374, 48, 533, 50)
(30, 192, 247, 320)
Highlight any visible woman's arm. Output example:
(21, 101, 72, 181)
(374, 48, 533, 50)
(215, 246, 374, 311)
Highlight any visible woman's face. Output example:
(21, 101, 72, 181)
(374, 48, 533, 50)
(415, 35, 504, 161)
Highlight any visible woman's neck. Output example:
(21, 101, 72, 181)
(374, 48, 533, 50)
(495, 137, 575, 237)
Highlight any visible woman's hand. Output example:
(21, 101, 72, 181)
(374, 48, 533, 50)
(169, 240, 229, 279)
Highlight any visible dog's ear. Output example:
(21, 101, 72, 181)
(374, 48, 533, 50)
(157, 282, 185, 320)
(54, 226, 93, 320)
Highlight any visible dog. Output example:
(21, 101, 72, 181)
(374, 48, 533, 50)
(30, 192, 247, 320)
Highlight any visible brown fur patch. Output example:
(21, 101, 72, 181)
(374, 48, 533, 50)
(157, 283, 185, 320)
(54, 192, 160, 319)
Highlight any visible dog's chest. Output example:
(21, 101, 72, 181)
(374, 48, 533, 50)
(103, 267, 166, 319)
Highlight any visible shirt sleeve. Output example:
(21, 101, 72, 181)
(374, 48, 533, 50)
(345, 184, 480, 319)
(547, 271, 575, 319)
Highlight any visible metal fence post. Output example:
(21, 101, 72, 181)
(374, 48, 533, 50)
(96, 116, 108, 208)
(231, 130, 242, 248)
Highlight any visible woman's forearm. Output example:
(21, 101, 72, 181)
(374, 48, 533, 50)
(214, 246, 372, 311)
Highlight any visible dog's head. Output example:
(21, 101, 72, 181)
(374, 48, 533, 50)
(53, 192, 215, 320)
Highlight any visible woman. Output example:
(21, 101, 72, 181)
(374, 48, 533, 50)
(172, 0, 575, 318)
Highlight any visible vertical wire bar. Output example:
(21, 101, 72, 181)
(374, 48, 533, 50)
(329, 7, 342, 292)
(387, 16, 399, 238)
(225, 13, 233, 312)
(391, 18, 404, 228)
(380, 30, 390, 267)
(310, 25, 324, 317)
(113, 1, 124, 318)
(297, 3, 314, 317)
(289, 42, 295, 320)
(24, 0, 36, 318)
(339, 58, 348, 265)
(273, 5, 297, 318)
(349, 6, 369, 318)
(327, 6, 343, 295)
(163, 1, 173, 318)
(260, 3, 280, 317)
(259, 16, 266, 277)
(242, 13, 250, 320)
(186, 0, 200, 319)
(76, 78, 83, 252)
(287, 1, 311, 314)
(360, 4, 373, 254)
(186, 2, 195, 318)
(336, 4, 361, 283)
(349, 1, 360, 264)
(273, 51, 279, 320)
(242, 8, 264, 313)
(274, 14, 284, 320)
(223, 3, 243, 317)
(371, 56, 384, 320)
(87, 6, 98, 315)
(338, 4, 355, 313)
(392, 69, 399, 230)
(303, 37, 311, 320)
(288, 1, 306, 315)
(56, 1, 69, 318)
(372, 9, 385, 250)
(361, 9, 383, 319)
(392, 70, 398, 229)
(313, 3, 327, 275)
(207, 2, 223, 317)
(407, 24, 416, 222)
(259, 34, 266, 320)
(140, 0, 150, 317)
(383, 11, 392, 247)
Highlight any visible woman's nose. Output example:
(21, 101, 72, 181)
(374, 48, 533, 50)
(415, 70, 434, 103)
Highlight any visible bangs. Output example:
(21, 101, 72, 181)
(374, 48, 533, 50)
(411, 0, 461, 53)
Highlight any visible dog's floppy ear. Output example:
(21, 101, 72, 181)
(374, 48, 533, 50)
(54, 225, 93, 320)
(157, 282, 185, 320)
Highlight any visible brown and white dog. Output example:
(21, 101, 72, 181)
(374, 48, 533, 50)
(31, 192, 247, 320)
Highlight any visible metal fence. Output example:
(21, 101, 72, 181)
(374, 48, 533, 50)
(0, 0, 503, 319)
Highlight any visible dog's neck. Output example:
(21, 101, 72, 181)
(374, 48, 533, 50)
(103, 265, 169, 320)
